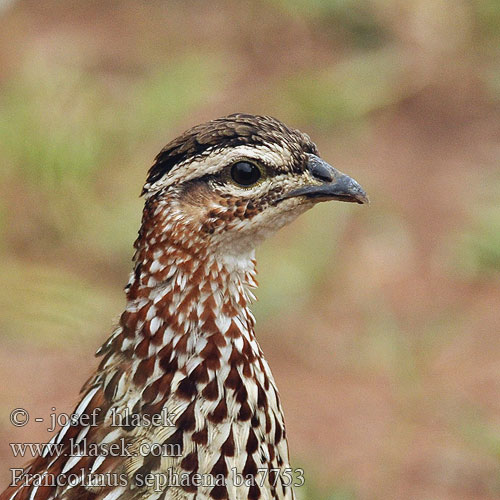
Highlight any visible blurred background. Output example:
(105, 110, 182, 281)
(0, 1, 499, 498)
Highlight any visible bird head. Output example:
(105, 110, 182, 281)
(141, 113, 368, 261)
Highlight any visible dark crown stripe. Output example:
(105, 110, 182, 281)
(143, 113, 317, 192)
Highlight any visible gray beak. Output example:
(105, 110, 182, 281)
(285, 154, 369, 205)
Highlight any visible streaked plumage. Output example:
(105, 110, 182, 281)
(1, 114, 367, 500)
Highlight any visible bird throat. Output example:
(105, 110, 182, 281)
(92, 200, 293, 498)
(115, 199, 261, 372)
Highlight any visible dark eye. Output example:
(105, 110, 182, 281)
(230, 161, 261, 186)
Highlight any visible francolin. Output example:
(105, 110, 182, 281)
(2, 114, 368, 500)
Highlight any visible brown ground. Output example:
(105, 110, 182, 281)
(0, 1, 499, 499)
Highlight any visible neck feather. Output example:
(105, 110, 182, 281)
(97, 201, 263, 395)
(83, 199, 293, 499)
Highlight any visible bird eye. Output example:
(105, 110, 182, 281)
(230, 161, 262, 187)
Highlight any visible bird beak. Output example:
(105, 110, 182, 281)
(284, 154, 369, 204)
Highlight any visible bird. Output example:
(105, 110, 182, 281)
(1, 113, 368, 500)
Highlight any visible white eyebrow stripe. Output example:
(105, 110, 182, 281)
(146, 144, 292, 193)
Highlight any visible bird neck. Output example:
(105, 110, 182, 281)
(122, 241, 258, 349)
(89, 202, 293, 500)
(104, 200, 262, 377)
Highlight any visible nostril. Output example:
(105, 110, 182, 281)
(312, 165, 333, 182)
(308, 156, 334, 183)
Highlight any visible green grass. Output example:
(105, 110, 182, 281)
(272, 0, 388, 48)
(292, 462, 359, 500)
(454, 181, 500, 277)
(271, 48, 413, 128)
(0, 259, 123, 349)
(0, 52, 224, 190)
(0, 50, 226, 256)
